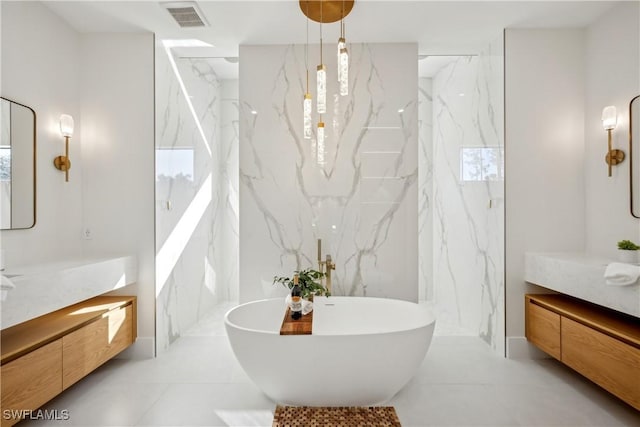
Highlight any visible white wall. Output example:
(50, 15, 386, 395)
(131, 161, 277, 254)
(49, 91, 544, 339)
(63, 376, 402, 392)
(504, 4, 640, 356)
(1, 3, 156, 357)
(80, 33, 156, 357)
(505, 29, 586, 348)
(584, 1, 640, 256)
(0, 1, 83, 264)
(240, 43, 418, 303)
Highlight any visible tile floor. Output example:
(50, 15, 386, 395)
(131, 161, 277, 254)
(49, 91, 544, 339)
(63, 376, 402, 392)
(23, 303, 640, 427)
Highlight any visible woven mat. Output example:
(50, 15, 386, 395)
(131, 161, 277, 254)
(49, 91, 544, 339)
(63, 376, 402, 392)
(272, 406, 401, 427)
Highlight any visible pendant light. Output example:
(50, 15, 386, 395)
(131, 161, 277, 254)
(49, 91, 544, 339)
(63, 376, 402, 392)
(316, 1, 326, 114)
(317, 120, 325, 165)
(338, 1, 348, 96)
(299, 1, 354, 154)
(303, 4, 312, 139)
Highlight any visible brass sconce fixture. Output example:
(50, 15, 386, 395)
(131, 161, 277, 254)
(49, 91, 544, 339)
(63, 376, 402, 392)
(54, 114, 74, 182)
(602, 105, 624, 177)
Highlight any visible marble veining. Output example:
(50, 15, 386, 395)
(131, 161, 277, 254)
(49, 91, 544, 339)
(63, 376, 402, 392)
(418, 78, 434, 302)
(240, 43, 418, 302)
(155, 43, 239, 352)
(429, 37, 504, 354)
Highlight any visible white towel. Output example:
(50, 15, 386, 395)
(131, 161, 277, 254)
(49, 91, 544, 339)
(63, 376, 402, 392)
(604, 262, 640, 286)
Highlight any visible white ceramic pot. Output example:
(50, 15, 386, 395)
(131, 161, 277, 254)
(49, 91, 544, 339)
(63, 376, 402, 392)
(618, 249, 638, 264)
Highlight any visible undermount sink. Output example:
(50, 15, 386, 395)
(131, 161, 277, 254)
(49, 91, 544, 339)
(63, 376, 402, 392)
(1, 255, 137, 329)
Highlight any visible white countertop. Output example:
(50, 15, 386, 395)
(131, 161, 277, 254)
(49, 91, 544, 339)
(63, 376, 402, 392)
(525, 252, 640, 318)
(1, 255, 137, 329)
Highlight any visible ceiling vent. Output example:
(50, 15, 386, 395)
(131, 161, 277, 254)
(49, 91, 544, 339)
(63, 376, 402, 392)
(162, 2, 209, 28)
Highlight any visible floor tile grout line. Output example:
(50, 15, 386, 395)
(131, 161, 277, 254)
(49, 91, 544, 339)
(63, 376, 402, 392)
(131, 382, 172, 427)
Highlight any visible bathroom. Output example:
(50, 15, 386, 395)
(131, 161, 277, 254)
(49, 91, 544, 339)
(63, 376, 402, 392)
(1, 1, 639, 426)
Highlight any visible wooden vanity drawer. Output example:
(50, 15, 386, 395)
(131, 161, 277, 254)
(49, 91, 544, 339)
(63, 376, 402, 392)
(0, 339, 62, 427)
(526, 299, 561, 360)
(561, 317, 640, 410)
(62, 304, 133, 389)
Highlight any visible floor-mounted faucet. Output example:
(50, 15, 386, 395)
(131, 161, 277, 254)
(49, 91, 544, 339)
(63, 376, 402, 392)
(317, 239, 336, 294)
(324, 254, 335, 294)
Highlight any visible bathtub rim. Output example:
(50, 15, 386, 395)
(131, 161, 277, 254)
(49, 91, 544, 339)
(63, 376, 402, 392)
(224, 296, 436, 336)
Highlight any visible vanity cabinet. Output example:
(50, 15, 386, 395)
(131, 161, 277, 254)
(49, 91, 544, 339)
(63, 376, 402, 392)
(526, 301, 561, 360)
(62, 304, 133, 389)
(0, 340, 63, 423)
(1, 296, 136, 427)
(525, 294, 640, 411)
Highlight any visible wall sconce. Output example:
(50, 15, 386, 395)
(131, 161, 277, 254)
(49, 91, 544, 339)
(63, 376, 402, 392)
(602, 105, 624, 177)
(54, 114, 73, 182)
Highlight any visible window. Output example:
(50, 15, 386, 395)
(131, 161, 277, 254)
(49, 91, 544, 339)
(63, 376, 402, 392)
(0, 147, 10, 181)
(460, 146, 503, 182)
(156, 148, 194, 182)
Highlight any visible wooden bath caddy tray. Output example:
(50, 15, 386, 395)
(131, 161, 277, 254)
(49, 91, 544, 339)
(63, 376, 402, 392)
(280, 307, 313, 335)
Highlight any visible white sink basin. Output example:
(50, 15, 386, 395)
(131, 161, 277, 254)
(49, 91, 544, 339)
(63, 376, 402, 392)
(1, 255, 137, 329)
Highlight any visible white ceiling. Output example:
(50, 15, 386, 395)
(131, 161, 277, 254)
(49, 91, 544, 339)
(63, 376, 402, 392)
(43, 0, 619, 77)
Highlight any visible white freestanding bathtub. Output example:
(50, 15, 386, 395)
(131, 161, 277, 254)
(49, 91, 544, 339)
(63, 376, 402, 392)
(225, 296, 435, 406)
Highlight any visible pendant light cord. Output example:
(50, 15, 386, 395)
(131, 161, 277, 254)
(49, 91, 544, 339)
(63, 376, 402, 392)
(305, 1, 309, 91)
(320, 0, 323, 64)
(341, 0, 344, 38)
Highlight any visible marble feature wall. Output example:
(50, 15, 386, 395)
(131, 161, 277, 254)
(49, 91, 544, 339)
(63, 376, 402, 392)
(239, 43, 418, 303)
(219, 80, 240, 302)
(155, 45, 239, 351)
(431, 39, 504, 353)
(418, 78, 433, 301)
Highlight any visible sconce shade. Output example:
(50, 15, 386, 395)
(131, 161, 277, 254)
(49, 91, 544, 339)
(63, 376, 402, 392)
(60, 114, 74, 137)
(601, 106, 617, 131)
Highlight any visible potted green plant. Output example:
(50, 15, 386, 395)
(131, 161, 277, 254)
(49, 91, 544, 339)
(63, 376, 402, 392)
(273, 268, 330, 300)
(617, 239, 640, 263)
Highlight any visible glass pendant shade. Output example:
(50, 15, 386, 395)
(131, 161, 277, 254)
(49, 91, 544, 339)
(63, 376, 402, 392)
(59, 114, 74, 137)
(601, 106, 617, 130)
(339, 47, 349, 96)
(317, 64, 327, 114)
(303, 93, 313, 139)
(317, 121, 325, 165)
(337, 37, 346, 82)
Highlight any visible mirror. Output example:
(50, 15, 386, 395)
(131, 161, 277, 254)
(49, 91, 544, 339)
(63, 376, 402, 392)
(0, 97, 36, 229)
(631, 95, 640, 218)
